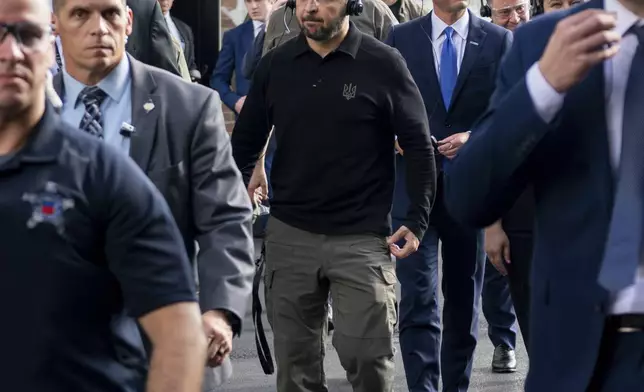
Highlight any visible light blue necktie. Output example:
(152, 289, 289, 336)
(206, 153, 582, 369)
(440, 26, 457, 109)
(597, 25, 644, 292)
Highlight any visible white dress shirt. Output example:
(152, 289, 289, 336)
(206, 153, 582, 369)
(252, 20, 265, 38)
(526, 0, 644, 315)
(430, 10, 470, 76)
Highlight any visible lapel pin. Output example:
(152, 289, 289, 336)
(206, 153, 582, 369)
(469, 41, 479, 46)
(143, 101, 155, 113)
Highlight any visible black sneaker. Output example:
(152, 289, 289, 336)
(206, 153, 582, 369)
(492, 344, 517, 373)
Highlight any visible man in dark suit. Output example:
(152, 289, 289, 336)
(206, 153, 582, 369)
(385, 2, 512, 390)
(479, 0, 533, 373)
(444, 0, 644, 391)
(126, 0, 181, 75)
(211, 0, 271, 114)
(51, 0, 255, 371)
(158, 0, 201, 81)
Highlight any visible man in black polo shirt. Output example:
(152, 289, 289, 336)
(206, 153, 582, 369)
(231, 0, 435, 389)
(0, 0, 206, 390)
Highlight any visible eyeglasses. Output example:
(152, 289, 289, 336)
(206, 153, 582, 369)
(0, 22, 52, 52)
(492, 2, 531, 18)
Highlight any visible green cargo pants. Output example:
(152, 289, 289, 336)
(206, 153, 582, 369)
(264, 217, 397, 392)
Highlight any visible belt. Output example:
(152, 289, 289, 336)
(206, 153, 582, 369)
(252, 241, 274, 374)
(607, 314, 644, 332)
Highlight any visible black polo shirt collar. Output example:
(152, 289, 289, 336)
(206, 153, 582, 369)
(0, 102, 63, 171)
(292, 20, 362, 59)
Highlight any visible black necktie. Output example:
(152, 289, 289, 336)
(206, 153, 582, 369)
(78, 86, 107, 139)
(597, 25, 644, 291)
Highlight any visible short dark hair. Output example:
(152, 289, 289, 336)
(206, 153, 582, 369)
(52, 0, 127, 12)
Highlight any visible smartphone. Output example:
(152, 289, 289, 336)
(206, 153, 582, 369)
(431, 136, 439, 150)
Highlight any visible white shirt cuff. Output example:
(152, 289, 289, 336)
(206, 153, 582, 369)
(526, 62, 565, 124)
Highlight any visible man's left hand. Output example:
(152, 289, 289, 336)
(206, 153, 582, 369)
(395, 140, 404, 155)
(202, 310, 234, 367)
(437, 132, 470, 159)
(387, 226, 420, 258)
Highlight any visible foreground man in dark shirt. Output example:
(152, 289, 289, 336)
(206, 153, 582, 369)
(0, 0, 206, 390)
(232, 0, 435, 390)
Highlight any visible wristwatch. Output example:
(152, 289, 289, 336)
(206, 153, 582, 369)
(217, 309, 241, 336)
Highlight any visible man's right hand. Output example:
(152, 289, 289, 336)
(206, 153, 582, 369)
(234, 96, 247, 114)
(538, 9, 620, 93)
(484, 221, 510, 276)
(248, 163, 269, 206)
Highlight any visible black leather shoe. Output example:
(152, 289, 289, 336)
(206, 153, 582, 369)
(492, 344, 517, 373)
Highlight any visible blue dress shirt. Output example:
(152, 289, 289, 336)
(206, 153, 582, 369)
(60, 56, 133, 154)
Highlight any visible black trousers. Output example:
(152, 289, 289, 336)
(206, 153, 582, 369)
(505, 232, 533, 353)
(587, 326, 644, 391)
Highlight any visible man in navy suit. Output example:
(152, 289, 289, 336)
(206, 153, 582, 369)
(385, 2, 512, 391)
(211, 0, 271, 114)
(444, 0, 644, 390)
(479, 0, 533, 374)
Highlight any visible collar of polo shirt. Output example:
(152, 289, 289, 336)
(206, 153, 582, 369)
(291, 21, 362, 59)
(6, 103, 62, 165)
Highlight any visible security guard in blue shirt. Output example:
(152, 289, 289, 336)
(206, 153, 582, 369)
(0, 0, 207, 390)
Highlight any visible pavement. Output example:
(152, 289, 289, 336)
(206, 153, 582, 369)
(219, 241, 529, 391)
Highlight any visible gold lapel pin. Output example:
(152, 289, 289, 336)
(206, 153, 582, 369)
(143, 101, 155, 113)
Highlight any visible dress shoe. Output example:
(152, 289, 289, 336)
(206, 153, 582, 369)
(492, 344, 517, 373)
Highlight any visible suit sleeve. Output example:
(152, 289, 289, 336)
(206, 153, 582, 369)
(147, 1, 181, 76)
(190, 91, 255, 335)
(373, 2, 399, 41)
(384, 24, 396, 47)
(443, 28, 553, 228)
(211, 31, 242, 111)
(388, 49, 436, 240)
(99, 146, 197, 319)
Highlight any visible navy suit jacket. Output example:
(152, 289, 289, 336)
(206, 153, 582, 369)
(385, 11, 512, 144)
(444, 0, 615, 390)
(242, 29, 265, 81)
(211, 20, 254, 112)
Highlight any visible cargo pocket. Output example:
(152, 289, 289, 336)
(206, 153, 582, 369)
(379, 263, 398, 334)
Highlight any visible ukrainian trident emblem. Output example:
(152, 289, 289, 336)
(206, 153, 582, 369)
(342, 83, 357, 100)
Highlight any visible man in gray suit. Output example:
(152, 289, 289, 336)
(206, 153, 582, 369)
(51, 0, 255, 370)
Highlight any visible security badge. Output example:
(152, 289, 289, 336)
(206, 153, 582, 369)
(22, 181, 75, 234)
